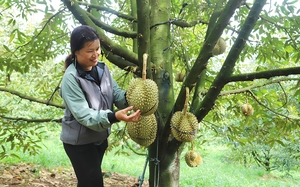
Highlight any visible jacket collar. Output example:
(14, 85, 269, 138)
(75, 62, 105, 82)
(75, 62, 96, 81)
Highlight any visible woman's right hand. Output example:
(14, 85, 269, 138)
(115, 106, 141, 122)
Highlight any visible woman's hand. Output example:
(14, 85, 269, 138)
(115, 106, 141, 122)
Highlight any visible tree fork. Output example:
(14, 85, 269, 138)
(170, 0, 243, 131)
(160, 0, 244, 170)
(195, 0, 268, 121)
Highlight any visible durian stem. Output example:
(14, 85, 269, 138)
(183, 87, 189, 115)
(142, 53, 148, 80)
(191, 141, 194, 151)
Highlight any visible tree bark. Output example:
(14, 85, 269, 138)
(148, 0, 179, 185)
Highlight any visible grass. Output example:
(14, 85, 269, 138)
(179, 146, 300, 187)
(102, 150, 149, 178)
(1, 127, 300, 187)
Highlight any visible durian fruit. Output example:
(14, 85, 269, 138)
(171, 87, 199, 142)
(126, 53, 159, 116)
(185, 150, 202, 167)
(241, 103, 254, 116)
(127, 114, 157, 147)
(212, 37, 226, 56)
(175, 71, 186, 82)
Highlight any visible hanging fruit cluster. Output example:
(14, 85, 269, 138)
(241, 93, 254, 116)
(241, 103, 254, 116)
(185, 149, 202, 167)
(170, 87, 199, 142)
(212, 37, 226, 56)
(126, 53, 158, 147)
(127, 114, 157, 147)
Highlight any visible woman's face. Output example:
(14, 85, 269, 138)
(75, 39, 101, 71)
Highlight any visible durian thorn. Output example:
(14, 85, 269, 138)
(142, 53, 148, 80)
(183, 87, 189, 115)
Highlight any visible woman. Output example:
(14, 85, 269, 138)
(60, 25, 141, 187)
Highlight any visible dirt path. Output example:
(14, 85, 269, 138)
(0, 164, 149, 187)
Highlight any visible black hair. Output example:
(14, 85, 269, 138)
(64, 25, 100, 69)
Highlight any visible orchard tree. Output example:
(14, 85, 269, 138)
(1, 0, 300, 186)
(0, 0, 68, 159)
(60, 0, 300, 186)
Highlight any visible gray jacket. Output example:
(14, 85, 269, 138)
(60, 62, 127, 145)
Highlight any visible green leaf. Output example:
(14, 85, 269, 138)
(275, 139, 285, 146)
(3, 45, 11, 52)
(9, 153, 20, 159)
(7, 134, 14, 142)
(1, 145, 6, 152)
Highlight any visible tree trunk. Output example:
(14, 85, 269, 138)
(61, 0, 269, 186)
(159, 151, 181, 187)
(148, 0, 179, 184)
(149, 140, 181, 187)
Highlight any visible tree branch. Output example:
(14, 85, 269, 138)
(175, 0, 243, 118)
(13, 7, 66, 52)
(61, 0, 139, 65)
(102, 48, 139, 70)
(125, 139, 147, 156)
(166, 0, 246, 157)
(136, 0, 150, 68)
(219, 77, 299, 121)
(0, 87, 64, 109)
(245, 2, 299, 50)
(247, 90, 295, 121)
(150, 18, 209, 30)
(172, 19, 209, 28)
(192, 77, 298, 121)
(194, 0, 267, 121)
(0, 115, 62, 123)
(0, 2, 17, 15)
(219, 77, 300, 96)
(226, 67, 300, 83)
(86, 12, 137, 38)
(78, 2, 137, 22)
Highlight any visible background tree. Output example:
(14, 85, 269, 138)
(1, 0, 300, 186)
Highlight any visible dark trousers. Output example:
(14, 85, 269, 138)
(63, 140, 108, 187)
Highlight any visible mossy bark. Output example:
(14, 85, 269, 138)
(148, 0, 178, 186)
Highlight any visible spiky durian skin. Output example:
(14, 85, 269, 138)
(127, 114, 157, 147)
(218, 38, 226, 54)
(126, 78, 158, 116)
(185, 150, 202, 167)
(212, 38, 226, 56)
(241, 103, 254, 116)
(170, 111, 198, 142)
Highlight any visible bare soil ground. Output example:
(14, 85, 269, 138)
(0, 164, 149, 187)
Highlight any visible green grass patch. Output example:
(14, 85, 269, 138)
(1, 128, 300, 186)
(179, 146, 300, 187)
(102, 150, 149, 180)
